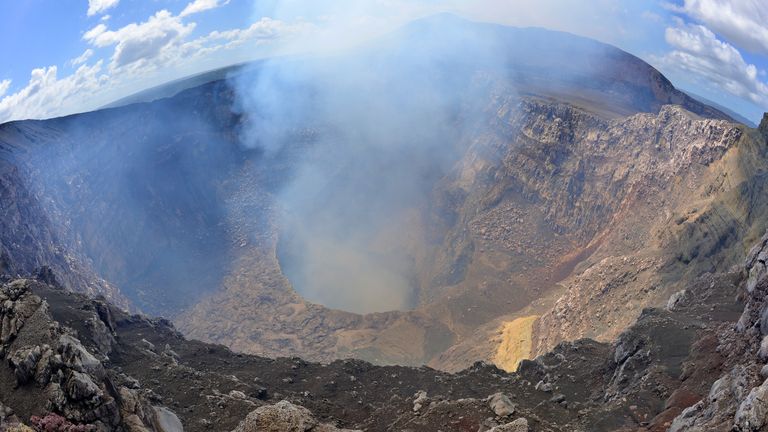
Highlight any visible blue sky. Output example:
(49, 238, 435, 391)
(1, 0, 768, 124)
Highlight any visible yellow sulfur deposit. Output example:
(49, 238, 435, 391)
(494, 315, 539, 372)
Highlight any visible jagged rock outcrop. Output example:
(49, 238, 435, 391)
(663, 230, 768, 431)
(0, 279, 167, 431)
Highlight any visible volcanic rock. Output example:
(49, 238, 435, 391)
(488, 392, 516, 417)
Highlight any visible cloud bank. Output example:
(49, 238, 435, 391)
(676, 0, 768, 56)
(656, 19, 768, 107)
(0, 5, 305, 123)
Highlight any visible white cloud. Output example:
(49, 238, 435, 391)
(675, 0, 768, 55)
(165, 17, 312, 71)
(83, 10, 196, 69)
(69, 49, 94, 66)
(189, 18, 307, 50)
(656, 20, 768, 107)
(180, 0, 229, 17)
(0, 80, 10, 98)
(84, 24, 107, 42)
(0, 63, 108, 122)
(87, 0, 119, 17)
(0, 9, 306, 124)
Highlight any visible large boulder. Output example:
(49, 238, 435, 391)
(232, 401, 317, 432)
(231, 401, 359, 432)
(488, 393, 516, 417)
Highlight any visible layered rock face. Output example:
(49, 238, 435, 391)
(430, 102, 768, 371)
(0, 90, 240, 316)
(527, 110, 768, 357)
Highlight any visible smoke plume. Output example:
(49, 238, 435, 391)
(230, 8, 520, 313)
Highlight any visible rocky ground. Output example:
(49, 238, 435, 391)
(2, 229, 766, 431)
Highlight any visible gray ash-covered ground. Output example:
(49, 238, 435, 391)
(0, 239, 756, 431)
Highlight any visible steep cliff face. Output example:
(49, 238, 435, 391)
(0, 126, 125, 307)
(0, 87, 243, 316)
(529, 110, 768, 359)
(424, 99, 763, 371)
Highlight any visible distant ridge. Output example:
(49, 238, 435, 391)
(102, 14, 734, 123)
(102, 62, 250, 109)
(683, 89, 756, 127)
